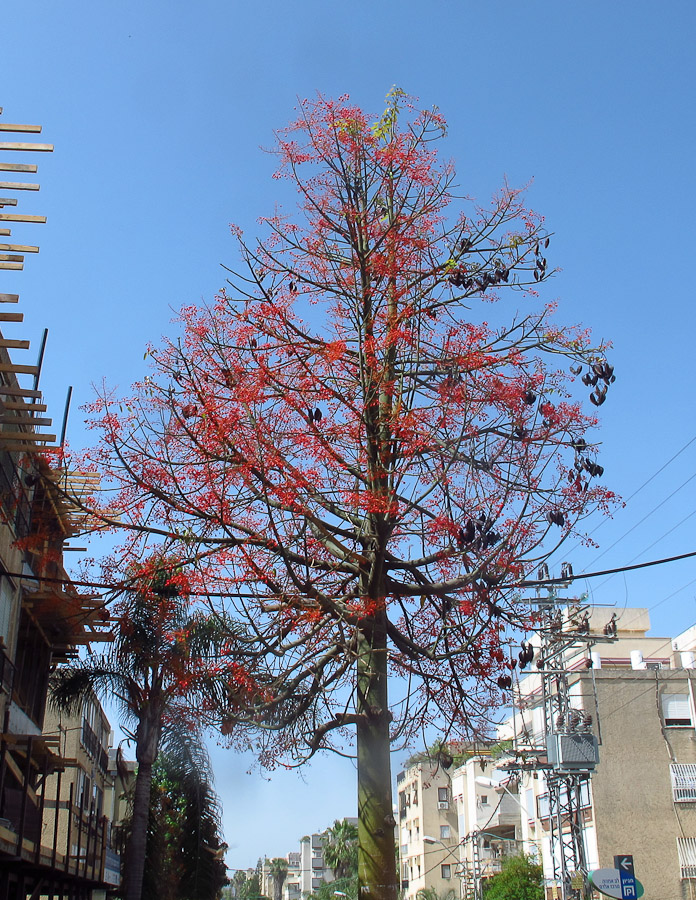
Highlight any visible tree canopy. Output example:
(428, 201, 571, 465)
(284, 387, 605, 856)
(482, 854, 544, 900)
(74, 90, 614, 900)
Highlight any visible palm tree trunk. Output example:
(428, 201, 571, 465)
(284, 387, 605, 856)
(356, 622, 397, 900)
(124, 758, 154, 900)
(124, 707, 162, 900)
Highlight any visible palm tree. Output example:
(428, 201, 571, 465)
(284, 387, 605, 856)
(141, 727, 227, 900)
(51, 563, 239, 900)
(268, 858, 288, 900)
(323, 819, 358, 880)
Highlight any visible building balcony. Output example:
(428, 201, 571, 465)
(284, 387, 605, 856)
(477, 792, 520, 830)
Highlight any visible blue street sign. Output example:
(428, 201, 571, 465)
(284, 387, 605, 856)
(614, 855, 636, 899)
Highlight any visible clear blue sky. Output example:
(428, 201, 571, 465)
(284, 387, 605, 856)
(4, 0, 696, 869)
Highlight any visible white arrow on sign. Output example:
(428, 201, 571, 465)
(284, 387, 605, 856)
(617, 857, 633, 872)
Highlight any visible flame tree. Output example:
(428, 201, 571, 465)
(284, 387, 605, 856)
(79, 91, 615, 900)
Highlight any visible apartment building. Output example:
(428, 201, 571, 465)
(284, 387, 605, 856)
(0, 109, 115, 897)
(41, 694, 122, 890)
(395, 608, 696, 900)
(397, 759, 459, 900)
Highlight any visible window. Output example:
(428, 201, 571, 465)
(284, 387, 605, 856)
(663, 694, 693, 727)
(441, 864, 451, 879)
(678, 837, 696, 878)
(440, 825, 451, 840)
(672, 764, 696, 801)
(480, 794, 488, 806)
(438, 787, 448, 802)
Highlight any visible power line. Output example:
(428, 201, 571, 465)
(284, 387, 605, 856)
(519, 548, 696, 588)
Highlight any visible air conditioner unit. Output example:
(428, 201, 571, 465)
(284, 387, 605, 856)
(438, 801, 449, 810)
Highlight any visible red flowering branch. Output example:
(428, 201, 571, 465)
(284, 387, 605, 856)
(68, 92, 616, 900)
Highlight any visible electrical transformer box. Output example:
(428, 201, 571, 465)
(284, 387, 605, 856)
(546, 732, 599, 772)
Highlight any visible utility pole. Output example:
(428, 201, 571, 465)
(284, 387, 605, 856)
(504, 564, 617, 900)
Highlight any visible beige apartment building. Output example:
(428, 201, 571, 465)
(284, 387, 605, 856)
(397, 759, 459, 900)
(397, 608, 696, 900)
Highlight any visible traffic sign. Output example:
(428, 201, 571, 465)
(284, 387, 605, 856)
(614, 855, 634, 875)
(614, 854, 637, 898)
(588, 868, 644, 899)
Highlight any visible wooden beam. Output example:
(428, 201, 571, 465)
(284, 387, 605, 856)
(0, 339, 31, 349)
(4, 401, 47, 411)
(0, 262, 23, 270)
(0, 124, 42, 134)
(0, 229, 10, 236)
(0, 198, 18, 207)
(0, 214, 46, 224)
(0, 443, 53, 452)
(0, 363, 38, 375)
(0, 415, 52, 426)
(0, 385, 41, 397)
(0, 254, 24, 262)
(0, 244, 38, 254)
(0, 312, 23, 321)
(0, 182, 39, 191)
(0, 163, 38, 173)
(3, 750, 37, 804)
(69, 632, 115, 644)
(0, 142, 53, 152)
(0, 294, 19, 302)
(0, 431, 57, 442)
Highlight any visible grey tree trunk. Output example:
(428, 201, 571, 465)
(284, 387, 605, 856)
(356, 623, 397, 900)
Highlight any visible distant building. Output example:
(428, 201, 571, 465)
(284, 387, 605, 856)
(397, 760, 459, 900)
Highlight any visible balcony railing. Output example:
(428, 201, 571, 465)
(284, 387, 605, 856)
(0, 734, 120, 885)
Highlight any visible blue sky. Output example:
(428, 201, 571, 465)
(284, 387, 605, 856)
(4, 0, 696, 870)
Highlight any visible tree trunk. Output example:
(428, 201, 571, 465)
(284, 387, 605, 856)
(124, 708, 162, 900)
(124, 757, 154, 900)
(356, 623, 397, 900)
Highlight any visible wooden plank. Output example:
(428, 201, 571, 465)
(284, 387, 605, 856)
(0, 443, 52, 452)
(0, 262, 23, 270)
(0, 214, 46, 223)
(0, 142, 53, 152)
(0, 124, 42, 134)
(0, 163, 38, 173)
(0, 431, 57, 441)
(3, 751, 37, 804)
(0, 182, 39, 191)
(0, 295, 18, 303)
(0, 338, 31, 348)
(4, 402, 47, 411)
(0, 244, 38, 253)
(0, 254, 24, 262)
(0, 363, 39, 374)
(0, 415, 51, 426)
(0, 385, 40, 397)
(0, 198, 18, 207)
(0, 229, 10, 236)
(0, 312, 23, 321)
(69, 632, 115, 644)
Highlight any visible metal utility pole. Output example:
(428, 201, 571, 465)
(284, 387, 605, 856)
(507, 565, 617, 900)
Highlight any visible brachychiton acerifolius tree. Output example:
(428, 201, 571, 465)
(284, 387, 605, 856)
(79, 90, 615, 900)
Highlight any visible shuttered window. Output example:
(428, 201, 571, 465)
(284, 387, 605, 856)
(662, 693, 693, 727)
(677, 837, 696, 878)
(671, 764, 696, 801)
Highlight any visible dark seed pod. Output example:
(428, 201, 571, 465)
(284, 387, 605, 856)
(570, 365, 582, 375)
(314, 408, 323, 421)
(524, 390, 536, 405)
